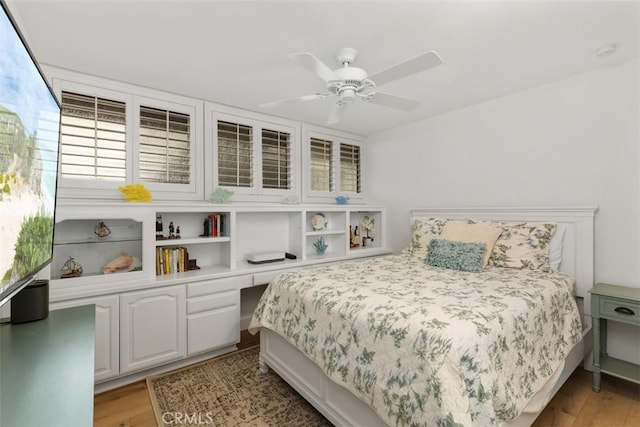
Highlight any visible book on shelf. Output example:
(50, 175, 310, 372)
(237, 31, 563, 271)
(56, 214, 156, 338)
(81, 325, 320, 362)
(156, 246, 189, 275)
(206, 213, 226, 237)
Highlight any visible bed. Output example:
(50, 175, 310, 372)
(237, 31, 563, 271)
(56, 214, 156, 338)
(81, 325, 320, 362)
(248, 207, 597, 426)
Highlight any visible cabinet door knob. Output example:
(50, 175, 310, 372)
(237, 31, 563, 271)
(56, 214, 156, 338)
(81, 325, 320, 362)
(614, 306, 635, 316)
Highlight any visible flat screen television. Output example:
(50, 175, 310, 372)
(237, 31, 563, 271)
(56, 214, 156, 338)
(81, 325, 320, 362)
(0, 0, 60, 308)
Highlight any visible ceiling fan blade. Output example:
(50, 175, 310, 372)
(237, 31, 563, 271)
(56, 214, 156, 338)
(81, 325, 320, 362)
(259, 93, 328, 109)
(366, 92, 420, 111)
(327, 102, 348, 124)
(367, 51, 442, 87)
(290, 52, 339, 82)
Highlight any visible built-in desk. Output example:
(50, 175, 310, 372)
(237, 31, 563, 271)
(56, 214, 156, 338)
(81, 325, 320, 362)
(1, 305, 95, 427)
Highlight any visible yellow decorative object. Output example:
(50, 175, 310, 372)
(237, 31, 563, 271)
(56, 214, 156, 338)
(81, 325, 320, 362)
(118, 183, 152, 202)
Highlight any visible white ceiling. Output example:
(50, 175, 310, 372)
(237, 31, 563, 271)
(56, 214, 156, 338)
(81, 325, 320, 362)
(7, 0, 640, 136)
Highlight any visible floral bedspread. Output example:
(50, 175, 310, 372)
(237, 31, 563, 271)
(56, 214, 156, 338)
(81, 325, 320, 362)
(248, 255, 582, 426)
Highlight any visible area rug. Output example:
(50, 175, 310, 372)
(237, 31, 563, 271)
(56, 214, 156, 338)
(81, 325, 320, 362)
(146, 346, 332, 426)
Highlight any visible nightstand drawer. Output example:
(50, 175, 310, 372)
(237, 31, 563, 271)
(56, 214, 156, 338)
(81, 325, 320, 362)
(599, 297, 640, 324)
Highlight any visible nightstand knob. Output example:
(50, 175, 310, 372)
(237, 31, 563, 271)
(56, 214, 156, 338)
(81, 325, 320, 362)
(614, 306, 635, 316)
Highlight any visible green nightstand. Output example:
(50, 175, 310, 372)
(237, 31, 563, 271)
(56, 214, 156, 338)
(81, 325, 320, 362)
(590, 283, 640, 392)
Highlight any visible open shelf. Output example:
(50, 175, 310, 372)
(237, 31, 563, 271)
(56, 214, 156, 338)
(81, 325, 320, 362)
(52, 218, 143, 281)
(156, 236, 230, 246)
(348, 211, 382, 252)
(50, 203, 386, 296)
(306, 230, 346, 236)
(600, 355, 640, 383)
(55, 237, 142, 245)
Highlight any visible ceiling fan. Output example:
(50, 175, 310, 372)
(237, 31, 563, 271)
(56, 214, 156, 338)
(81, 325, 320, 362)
(259, 47, 443, 124)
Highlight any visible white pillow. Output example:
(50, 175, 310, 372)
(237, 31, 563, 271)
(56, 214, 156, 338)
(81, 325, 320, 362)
(548, 227, 565, 271)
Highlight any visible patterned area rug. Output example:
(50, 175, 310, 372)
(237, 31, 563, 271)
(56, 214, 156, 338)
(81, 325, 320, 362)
(146, 346, 332, 426)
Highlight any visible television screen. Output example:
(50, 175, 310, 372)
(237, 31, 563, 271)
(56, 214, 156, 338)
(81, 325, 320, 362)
(0, 0, 60, 307)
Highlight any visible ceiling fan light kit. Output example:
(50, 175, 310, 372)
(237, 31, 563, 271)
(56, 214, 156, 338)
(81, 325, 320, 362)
(260, 47, 443, 124)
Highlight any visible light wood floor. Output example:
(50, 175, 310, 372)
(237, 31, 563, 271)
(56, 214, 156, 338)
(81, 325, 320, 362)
(95, 332, 639, 427)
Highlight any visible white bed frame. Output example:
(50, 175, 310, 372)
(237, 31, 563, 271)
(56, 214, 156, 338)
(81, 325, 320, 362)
(257, 207, 598, 427)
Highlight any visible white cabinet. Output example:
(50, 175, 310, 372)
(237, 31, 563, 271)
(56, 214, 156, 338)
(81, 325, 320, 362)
(50, 295, 120, 382)
(119, 285, 186, 374)
(186, 278, 240, 355)
(92, 296, 120, 381)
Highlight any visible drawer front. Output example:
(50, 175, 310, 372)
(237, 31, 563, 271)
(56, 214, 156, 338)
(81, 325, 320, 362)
(599, 297, 640, 325)
(253, 269, 292, 286)
(187, 291, 237, 314)
(187, 277, 236, 298)
(237, 274, 253, 289)
(187, 306, 239, 355)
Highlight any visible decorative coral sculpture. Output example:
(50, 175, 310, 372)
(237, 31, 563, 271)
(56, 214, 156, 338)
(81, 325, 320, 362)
(335, 195, 349, 205)
(312, 237, 329, 255)
(210, 187, 234, 203)
(118, 183, 152, 202)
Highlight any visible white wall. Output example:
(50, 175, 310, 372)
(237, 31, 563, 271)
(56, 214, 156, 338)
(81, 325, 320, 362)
(366, 59, 639, 361)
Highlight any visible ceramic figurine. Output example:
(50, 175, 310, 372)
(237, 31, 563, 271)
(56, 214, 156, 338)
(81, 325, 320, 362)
(156, 214, 163, 238)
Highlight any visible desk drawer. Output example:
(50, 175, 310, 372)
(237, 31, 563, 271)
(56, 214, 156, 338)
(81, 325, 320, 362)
(187, 278, 236, 298)
(600, 297, 640, 324)
(187, 291, 237, 314)
(253, 269, 292, 286)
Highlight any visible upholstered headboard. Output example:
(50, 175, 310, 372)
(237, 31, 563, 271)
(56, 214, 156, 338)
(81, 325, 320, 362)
(409, 206, 598, 315)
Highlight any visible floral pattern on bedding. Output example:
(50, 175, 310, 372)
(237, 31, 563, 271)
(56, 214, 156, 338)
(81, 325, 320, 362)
(248, 254, 582, 427)
(488, 222, 557, 272)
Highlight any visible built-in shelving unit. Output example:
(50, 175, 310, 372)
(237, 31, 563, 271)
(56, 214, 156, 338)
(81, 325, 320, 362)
(51, 202, 388, 296)
(49, 201, 388, 390)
